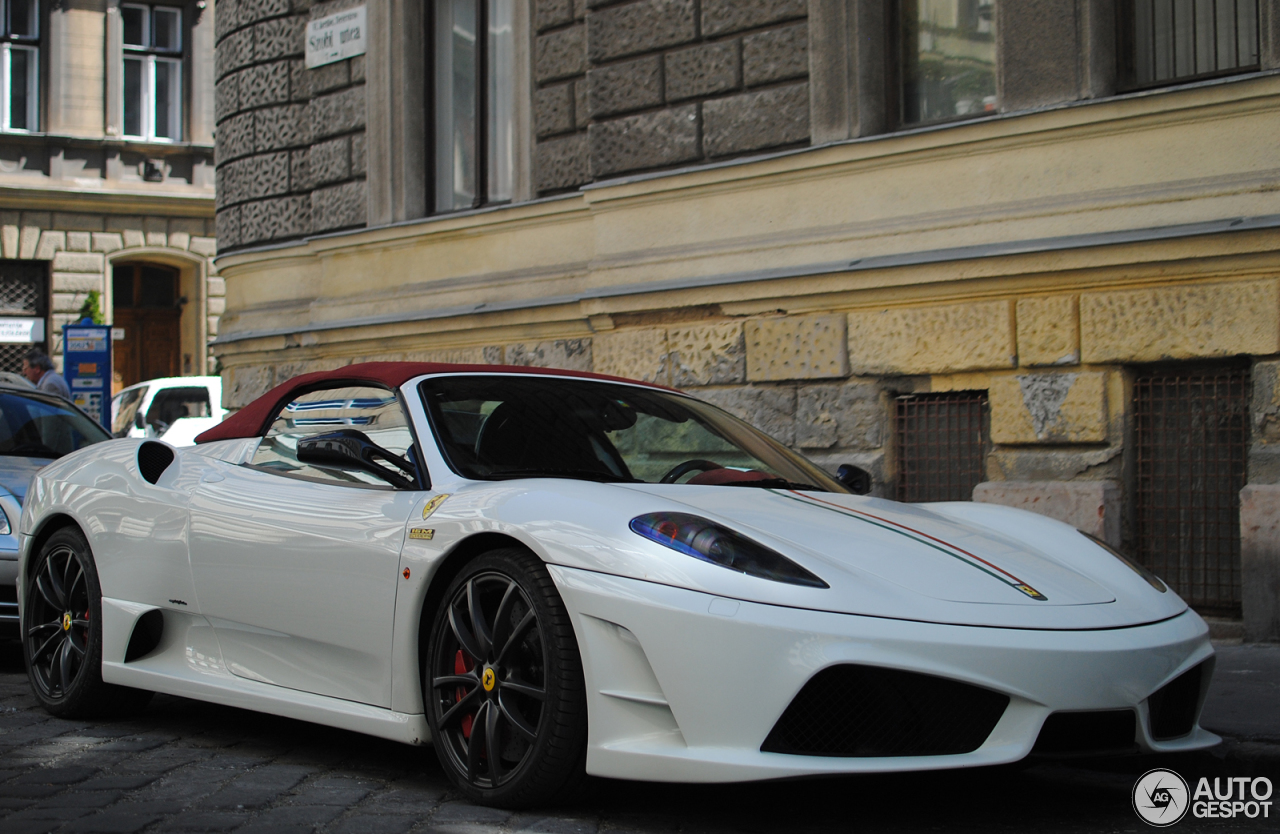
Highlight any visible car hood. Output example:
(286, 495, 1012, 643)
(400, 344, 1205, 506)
(0, 455, 48, 504)
(645, 486, 1114, 606)
(586, 484, 1187, 629)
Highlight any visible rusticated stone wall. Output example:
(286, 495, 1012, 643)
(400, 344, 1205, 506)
(215, 0, 367, 251)
(534, 0, 810, 193)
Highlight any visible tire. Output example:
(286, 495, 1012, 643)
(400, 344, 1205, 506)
(23, 527, 153, 718)
(424, 548, 587, 807)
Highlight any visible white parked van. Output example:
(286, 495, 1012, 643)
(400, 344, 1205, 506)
(111, 376, 225, 446)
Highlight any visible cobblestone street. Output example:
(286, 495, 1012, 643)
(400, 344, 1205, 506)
(1, 640, 1277, 834)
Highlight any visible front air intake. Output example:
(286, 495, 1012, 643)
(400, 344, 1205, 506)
(761, 664, 1010, 757)
(137, 441, 175, 484)
(1032, 710, 1137, 755)
(1148, 662, 1207, 740)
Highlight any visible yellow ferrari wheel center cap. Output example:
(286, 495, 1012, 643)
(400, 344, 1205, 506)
(62, 612, 71, 631)
(482, 667, 496, 692)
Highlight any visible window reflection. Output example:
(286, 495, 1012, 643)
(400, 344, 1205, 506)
(1124, 0, 1258, 89)
(434, 0, 515, 212)
(901, 0, 997, 125)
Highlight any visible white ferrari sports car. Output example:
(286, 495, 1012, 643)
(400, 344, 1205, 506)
(18, 363, 1217, 806)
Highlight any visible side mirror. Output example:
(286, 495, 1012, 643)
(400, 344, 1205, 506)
(836, 464, 872, 495)
(134, 411, 146, 430)
(296, 429, 417, 489)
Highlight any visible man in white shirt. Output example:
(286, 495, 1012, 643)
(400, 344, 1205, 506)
(22, 349, 72, 400)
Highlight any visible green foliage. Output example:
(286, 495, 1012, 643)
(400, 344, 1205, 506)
(78, 291, 105, 325)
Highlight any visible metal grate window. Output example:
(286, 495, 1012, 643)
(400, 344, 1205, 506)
(1119, 0, 1259, 90)
(0, 259, 47, 370)
(0, 258, 43, 315)
(0, 342, 30, 373)
(896, 391, 990, 503)
(1134, 365, 1249, 616)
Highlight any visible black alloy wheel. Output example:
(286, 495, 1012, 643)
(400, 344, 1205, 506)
(23, 527, 152, 717)
(425, 548, 586, 807)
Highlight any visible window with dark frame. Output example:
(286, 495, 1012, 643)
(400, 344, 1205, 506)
(1, 0, 38, 132)
(431, 0, 516, 213)
(1118, 0, 1259, 90)
(122, 3, 183, 141)
(1133, 363, 1249, 617)
(896, 391, 991, 503)
(899, 0, 997, 126)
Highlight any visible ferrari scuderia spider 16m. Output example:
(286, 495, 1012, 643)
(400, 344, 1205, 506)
(18, 363, 1218, 806)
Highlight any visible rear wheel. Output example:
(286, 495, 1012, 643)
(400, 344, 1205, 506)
(23, 527, 152, 717)
(424, 548, 586, 807)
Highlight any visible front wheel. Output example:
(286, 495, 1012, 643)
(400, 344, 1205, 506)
(424, 548, 586, 807)
(23, 526, 152, 717)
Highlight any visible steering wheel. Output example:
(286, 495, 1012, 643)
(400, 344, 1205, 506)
(659, 459, 724, 484)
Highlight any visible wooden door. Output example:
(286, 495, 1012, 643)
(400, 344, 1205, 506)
(113, 264, 181, 387)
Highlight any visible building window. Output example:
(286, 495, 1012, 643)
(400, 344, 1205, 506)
(1, 0, 39, 132)
(1133, 364, 1249, 616)
(896, 391, 990, 502)
(432, 0, 515, 212)
(1119, 0, 1259, 90)
(122, 3, 183, 141)
(900, 0, 997, 125)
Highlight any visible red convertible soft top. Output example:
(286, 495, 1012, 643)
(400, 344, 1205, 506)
(195, 361, 668, 444)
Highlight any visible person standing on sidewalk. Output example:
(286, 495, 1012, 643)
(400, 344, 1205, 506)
(22, 349, 71, 400)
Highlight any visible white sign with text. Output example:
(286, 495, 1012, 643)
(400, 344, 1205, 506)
(0, 317, 44, 344)
(305, 6, 367, 69)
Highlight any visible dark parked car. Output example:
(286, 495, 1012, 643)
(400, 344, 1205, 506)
(0, 383, 111, 635)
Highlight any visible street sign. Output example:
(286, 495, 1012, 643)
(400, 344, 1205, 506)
(305, 6, 366, 68)
(63, 323, 112, 430)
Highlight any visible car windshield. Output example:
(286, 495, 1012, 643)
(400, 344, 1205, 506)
(420, 375, 846, 492)
(112, 386, 147, 437)
(0, 391, 111, 459)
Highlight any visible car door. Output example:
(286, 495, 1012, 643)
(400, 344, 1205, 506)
(188, 385, 423, 707)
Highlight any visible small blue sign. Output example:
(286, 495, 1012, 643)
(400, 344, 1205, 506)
(63, 323, 112, 430)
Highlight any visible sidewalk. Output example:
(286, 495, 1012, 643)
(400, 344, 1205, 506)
(1196, 642, 1280, 771)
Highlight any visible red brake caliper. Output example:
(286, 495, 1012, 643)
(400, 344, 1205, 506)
(455, 649, 475, 739)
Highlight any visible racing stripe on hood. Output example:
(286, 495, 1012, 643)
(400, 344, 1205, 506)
(772, 490, 1048, 601)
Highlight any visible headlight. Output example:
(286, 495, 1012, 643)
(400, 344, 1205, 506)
(1080, 531, 1166, 593)
(630, 512, 828, 588)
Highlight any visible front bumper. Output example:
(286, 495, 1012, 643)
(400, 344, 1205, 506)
(549, 566, 1218, 783)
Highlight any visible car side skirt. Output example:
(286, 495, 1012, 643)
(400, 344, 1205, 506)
(98, 597, 431, 747)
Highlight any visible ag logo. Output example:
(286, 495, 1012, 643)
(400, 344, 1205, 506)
(1134, 768, 1190, 827)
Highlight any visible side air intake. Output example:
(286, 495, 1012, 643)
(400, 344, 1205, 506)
(138, 442, 175, 484)
(761, 664, 1010, 757)
(124, 609, 164, 662)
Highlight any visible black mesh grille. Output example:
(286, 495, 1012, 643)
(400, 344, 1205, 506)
(1149, 663, 1205, 741)
(1032, 710, 1137, 755)
(761, 665, 1010, 757)
(138, 441, 175, 484)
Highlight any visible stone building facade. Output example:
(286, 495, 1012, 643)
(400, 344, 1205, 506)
(0, 1, 221, 385)
(212, 0, 1280, 638)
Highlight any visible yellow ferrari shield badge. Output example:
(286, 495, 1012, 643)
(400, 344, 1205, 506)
(422, 494, 450, 520)
(482, 668, 496, 691)
(62, 612, 71, 631)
